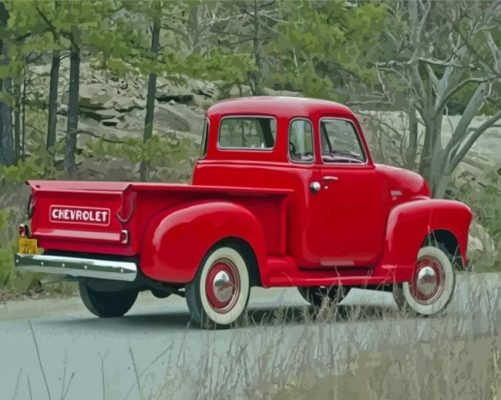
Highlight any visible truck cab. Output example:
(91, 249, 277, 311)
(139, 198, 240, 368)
(15, 96, 472, 329)
(194, 97, 400, 269)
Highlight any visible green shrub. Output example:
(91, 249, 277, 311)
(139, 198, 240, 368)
(449, 166, 501, 239)
(0, 207, 21, 287)
(0, 152, 57, 184)
(448, 165, 501, 271)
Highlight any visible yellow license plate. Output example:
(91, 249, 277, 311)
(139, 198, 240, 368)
(18, 237, 39, 255)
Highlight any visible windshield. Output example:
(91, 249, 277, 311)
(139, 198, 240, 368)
(320, 119, 366, 163)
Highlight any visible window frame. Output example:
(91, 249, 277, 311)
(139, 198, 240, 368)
(318, 117, 368, 165)
(199, 117, 209, 159)
(217, 114, 278, 152)
(288, 117, 315, 164)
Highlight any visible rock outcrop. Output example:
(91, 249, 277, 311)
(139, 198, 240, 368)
(29, 60, 305, 146)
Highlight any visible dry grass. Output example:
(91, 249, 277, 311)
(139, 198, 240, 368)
(112, 277, 501, 400)
(269, 335, 501, 400)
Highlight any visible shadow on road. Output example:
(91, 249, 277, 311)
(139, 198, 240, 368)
(47, 303, 401, 332)
(243, 303, 399, 328)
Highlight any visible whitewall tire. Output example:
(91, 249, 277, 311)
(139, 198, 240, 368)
(393, 245, 456, 316)
(186, 245, 251, 329)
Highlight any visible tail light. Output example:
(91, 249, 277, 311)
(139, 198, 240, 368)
(19, 224, 29, 237)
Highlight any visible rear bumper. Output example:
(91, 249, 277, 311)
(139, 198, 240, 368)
(14, 253, 138, 282)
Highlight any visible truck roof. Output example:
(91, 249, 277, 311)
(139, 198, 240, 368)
(206, 96, 356, 119)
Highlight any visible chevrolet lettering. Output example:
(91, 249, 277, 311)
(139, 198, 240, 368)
(50, 206, 110, 226)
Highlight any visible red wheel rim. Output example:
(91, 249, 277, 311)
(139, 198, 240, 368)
(205, 258, 240, 314)
(410, 255, 445, 305)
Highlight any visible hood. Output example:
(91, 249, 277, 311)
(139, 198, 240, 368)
(375, 164, 431, 199)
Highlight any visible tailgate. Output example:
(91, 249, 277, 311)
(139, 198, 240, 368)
(27, 180, 134, 254)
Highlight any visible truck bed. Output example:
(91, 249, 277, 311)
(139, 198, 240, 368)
(27, 180, 292, 258)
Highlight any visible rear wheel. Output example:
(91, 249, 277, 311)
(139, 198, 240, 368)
(79, 283, 138, 318)
(186, 245, 251, 329)
(297, 285, 351, 308)
(393, 245, 455, 316)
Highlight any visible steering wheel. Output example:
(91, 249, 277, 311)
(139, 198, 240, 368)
(289, 142, 296, 154)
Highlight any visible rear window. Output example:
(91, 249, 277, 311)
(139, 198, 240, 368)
(218, 116, 276, 150)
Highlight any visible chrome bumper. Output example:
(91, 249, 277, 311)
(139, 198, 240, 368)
(15, 253, 138, 282)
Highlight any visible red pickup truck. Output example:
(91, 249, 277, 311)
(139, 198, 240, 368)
(15, 96, 472, 328)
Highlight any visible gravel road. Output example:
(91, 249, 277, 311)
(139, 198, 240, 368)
(1, 272, 500, 400)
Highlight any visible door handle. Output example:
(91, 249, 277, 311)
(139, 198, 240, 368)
(323, 175, 339, 182)
(309, 181, 321, 193)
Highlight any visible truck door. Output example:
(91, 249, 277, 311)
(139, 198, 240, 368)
(308, 118, 390, 267)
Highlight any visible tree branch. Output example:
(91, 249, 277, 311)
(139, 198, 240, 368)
(426, 64, 439, 89)
(451, 110, 501, 170)
(35, 5, 57, 34)
(484, 30, 500, 74)
(411, 62, 427, 103)
(444, 82, 490, 161)
(452, 19, 499, 77)
(433, 77, 489, 118)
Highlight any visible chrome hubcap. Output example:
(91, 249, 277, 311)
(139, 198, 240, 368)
(416, 266, 437, 297)
(412, 255, 445, 305)
(205, 259, 240, 314)
(212, 270, 234, 303)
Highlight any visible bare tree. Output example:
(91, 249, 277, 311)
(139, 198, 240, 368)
(376, 0, 501, 198)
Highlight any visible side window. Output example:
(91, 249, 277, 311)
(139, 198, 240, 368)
(199, 118, 209, 158)
(289, 119, 314, 163)
(320, 119, 366, 163)
(219, 117, 276, 149)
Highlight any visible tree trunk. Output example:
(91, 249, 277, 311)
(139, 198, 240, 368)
(431, 169, 452, 199)
(21, 65, 26, 158)
(64, 43, 80, 175)
(47, 49, 60, 157)
(0, 1, 14, 166)
(418, 113, 445, 194)
(250, 0, 262, 96)
(139, 20, 160, 182)
(47, 0, 61, 158)
(418, 124, 433, 179)
(0, 94, 13, 165)
(13, 81, 20, 161)
(405, 106, 418, 169)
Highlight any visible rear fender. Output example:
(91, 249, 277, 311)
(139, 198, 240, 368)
(140, 201, 267, 284)
(380, 199, 472, 280)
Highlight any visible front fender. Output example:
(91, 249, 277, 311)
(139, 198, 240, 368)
(380, 198, 472, 280)
(140, 201, 267, 284)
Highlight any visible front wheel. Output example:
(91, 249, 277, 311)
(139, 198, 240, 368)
(393, 245, 456, 316)
(185, 245, 251, 329)
(79, 283, 138, 318)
